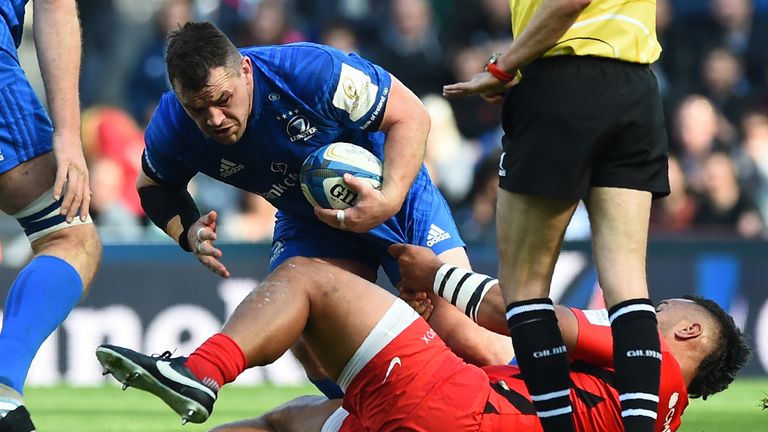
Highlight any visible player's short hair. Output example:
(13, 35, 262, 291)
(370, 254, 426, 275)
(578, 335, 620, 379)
(165, 21, 242, 93)
(684, 295, 751, 400)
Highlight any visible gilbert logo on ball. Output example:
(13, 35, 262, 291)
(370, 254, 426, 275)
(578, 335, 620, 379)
(300, 142, 383, 209)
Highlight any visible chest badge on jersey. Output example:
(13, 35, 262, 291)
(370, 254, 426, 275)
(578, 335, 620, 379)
(275, 109, 318, 142)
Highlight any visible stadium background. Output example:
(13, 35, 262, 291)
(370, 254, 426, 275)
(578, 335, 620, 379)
(0, 0, 766, 395)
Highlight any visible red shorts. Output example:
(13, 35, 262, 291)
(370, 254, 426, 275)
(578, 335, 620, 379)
(339, 318, 490, 431)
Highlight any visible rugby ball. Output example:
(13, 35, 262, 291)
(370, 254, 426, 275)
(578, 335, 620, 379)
(300, 142, 383, 209)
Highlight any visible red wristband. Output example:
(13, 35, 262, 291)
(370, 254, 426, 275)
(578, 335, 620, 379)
(486, 61, 515, 82)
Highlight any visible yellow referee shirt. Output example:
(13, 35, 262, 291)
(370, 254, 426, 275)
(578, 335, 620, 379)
(510, 0, 661, 64)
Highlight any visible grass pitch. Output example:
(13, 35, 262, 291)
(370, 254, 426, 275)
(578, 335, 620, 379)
(23, 378, 768, 431)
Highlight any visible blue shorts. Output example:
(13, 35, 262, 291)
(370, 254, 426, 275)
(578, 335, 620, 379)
(0, 65, 54, 174)
(269, 180, 464, 284)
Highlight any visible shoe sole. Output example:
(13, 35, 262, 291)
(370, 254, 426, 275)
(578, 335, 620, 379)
(95, 347, 210, 424)
(0, 405, 36, 432)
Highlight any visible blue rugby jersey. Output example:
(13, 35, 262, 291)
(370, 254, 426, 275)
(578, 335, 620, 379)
(144, 43, 465, 281)
(144, 43, 438, 226)
(0, 0, 54, 174)
(0, 0, 25, 61)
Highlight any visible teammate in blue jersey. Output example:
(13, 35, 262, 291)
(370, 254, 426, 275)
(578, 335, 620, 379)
(115, 20, 479, 415)
(0, 1, 102, 431)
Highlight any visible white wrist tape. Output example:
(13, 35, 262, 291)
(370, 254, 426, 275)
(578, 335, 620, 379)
(433, 264, 497, 322)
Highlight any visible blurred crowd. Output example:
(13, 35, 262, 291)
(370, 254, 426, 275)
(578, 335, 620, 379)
(7, 0, 768, 249)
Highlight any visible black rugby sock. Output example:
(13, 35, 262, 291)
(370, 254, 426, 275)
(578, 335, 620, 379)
(609, 299, 661, 432)
(507, 298, 575, 432)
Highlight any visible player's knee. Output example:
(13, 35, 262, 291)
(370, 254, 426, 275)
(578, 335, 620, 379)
(13, 187, 100, 252)
(35, 223, 101, 255)
(30, 224, 102, 290)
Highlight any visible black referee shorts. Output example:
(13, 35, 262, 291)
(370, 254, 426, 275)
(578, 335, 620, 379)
(498, 56, 670, 200)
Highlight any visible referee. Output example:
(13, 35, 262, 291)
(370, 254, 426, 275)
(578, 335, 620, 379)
(444, 1, 669, 432)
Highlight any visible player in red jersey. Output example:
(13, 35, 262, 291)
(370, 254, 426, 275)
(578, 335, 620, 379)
(115, 244, 747, 432)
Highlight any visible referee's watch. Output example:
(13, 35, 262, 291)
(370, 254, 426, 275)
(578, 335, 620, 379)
(485, 53, 515, 82)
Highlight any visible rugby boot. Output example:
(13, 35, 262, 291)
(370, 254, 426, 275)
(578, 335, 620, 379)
(96, 344, 217, 424)
(0, 384, 35, 432)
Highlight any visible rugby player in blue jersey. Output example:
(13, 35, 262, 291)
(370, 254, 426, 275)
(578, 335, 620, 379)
(97, 21, 480, 421)
(0, 1, 101, 431)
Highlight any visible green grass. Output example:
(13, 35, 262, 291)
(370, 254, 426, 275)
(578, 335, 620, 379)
(22, 378, 768, 431)
(24, 384, 322, 432)
(678, 378, 768, 432)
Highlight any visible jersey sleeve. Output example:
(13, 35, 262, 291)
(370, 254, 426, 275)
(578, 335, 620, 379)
(294, 47, 392, 131)
(569, 308, 614, 367)
(142, 95, 198, 187)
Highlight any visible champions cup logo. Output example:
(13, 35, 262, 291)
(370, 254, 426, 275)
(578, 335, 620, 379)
(286, 115, 318, 142)
(342, 77, 357, 100)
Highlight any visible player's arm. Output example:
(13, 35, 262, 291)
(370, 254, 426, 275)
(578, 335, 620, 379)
(312, 49, 430, 233)
(443, 0, 592, 100)
(33, 0, 90, 222)
(315, 75, 429, 233)
(375, 75, 430, 216)
(492, 0, 591, 75)
(136, 170, 198, 249)
(138, 153, 230, 278)
(422, 293, 516, 366)
(390, 244, 579, 353)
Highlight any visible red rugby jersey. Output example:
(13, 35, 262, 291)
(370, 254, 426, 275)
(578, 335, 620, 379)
(481, 308, 688, 432)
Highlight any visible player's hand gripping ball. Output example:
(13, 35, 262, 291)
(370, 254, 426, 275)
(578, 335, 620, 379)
(300, 142, 383, 209)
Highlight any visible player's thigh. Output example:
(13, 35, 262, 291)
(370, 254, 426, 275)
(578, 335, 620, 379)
(495, 189, 578, 300)
(284, 258, 397, 379)
(0, 152, 100, 284)
(287, 257, 376, 380)
(586, 187, 652, 306)
(32, 223, 101, 288)
(318, 257, 377, 281)
(209, 396, 341, 432)
(0, 151, 56, 214)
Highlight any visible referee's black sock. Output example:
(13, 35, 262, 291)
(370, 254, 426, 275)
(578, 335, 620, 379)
(609, 298, 662, 432)
(507, 298, 574, 432)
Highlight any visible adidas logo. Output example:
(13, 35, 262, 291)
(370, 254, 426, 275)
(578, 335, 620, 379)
(426, 224, 451, 247)
(220, 159, 244, 177)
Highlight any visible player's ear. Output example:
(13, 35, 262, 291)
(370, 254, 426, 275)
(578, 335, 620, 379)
(240, 56, 252, 77)
(675, 321, 702, 340)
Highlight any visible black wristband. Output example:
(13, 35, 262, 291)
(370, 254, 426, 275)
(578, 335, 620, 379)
(138, 185, 200, 252)
(177, 224, 194, 252)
